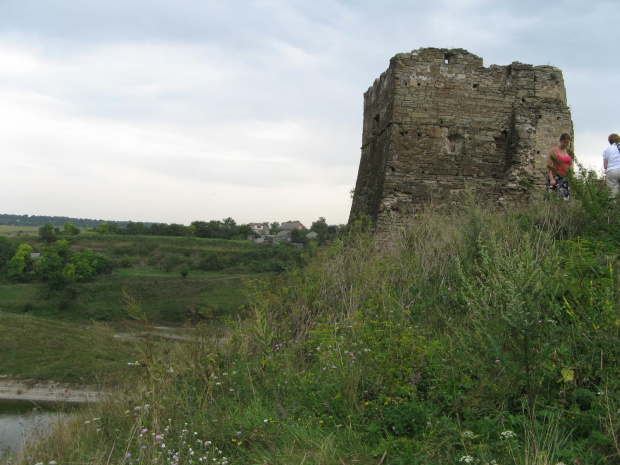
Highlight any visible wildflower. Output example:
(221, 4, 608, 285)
(461, 430, 474, 439)
(156, 435, 163, 440)
(141, 428, 148, 433)
(125, 453, 132, 459)
(501, 430, 517, 439)
(84, 420, 91, 424)
(459, 456, 474, 463)
(204, 441, 212, 446)
(49, 462, 58, 465)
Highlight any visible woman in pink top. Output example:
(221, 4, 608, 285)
(546, 133, 573, 201)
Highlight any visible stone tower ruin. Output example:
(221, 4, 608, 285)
(349, 48, 573, 229)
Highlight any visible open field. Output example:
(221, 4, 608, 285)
(0, 312, 136, 383)
(0, 225, 39, 237)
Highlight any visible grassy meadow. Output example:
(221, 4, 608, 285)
(0, 233, 306, 382)
(0, 225, 39, 237)
(0, 312, 136, 383)
(8, 168, 620, 464)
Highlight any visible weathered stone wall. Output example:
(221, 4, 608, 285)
(349, 48, 573, 229)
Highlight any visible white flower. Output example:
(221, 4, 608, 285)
(459, 456, 474, 463)
(461, 430, 475, 438)
(500, 430, 517, 439)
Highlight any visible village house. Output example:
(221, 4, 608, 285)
(247, 222, 270, 235)
(279, 222, 306, 232)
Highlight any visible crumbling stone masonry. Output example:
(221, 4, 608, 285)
(349, 48, 573, 229)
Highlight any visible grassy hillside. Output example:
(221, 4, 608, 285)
(0, 312, 135, 382)
(0, 234, 306, 321)
(16, 170, 620, 464)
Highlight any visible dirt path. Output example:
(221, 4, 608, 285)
(113, 326, 229, 344)
(0, 378, 101, 403)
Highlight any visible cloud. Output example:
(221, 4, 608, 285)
(0, 0, 617, 225)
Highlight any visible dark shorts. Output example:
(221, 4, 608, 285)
(547, 175, 570, 201)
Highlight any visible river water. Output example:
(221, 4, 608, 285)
(0, 399, 68, 459)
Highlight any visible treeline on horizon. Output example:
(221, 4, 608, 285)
(0, 213, 139, 228)
(2, 213, 346, 242)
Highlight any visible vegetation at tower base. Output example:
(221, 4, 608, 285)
(15, 168, 620, 464)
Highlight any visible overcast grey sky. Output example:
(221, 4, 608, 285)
(1, 0, 617, 226)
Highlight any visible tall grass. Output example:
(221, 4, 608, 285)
(18, 173, 620, 464)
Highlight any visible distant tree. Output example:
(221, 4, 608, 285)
(39, 223, 57, 243)
(63, 249, 106, 282)
(180, 265, 190, 278)
(191, 220, 221, 238)
(167, 223, 188, 236)
(222, 217, 236, 229)
(290, 229, 309, 245)
(55, 239, 72, 261)
(63, 222, 80, 236)
(126, 222, 147, 235)
(270, 222, 280, 233)
(310, 217, 329, 238)
(233, 224, 254, 240)
(5, 243, 35, 282)
(310, 217, 345, 245)
(0, 236, 17, 270)
(38, 245, 69, 289)
(209, 221, 224, 238)
(97, 223, 110, 235)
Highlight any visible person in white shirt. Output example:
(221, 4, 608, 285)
(603, 133, 620, 197)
